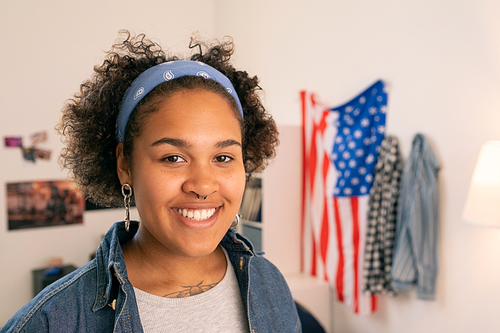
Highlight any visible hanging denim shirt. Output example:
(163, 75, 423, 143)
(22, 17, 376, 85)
(390, 133, 440, 300)
(2, 221, 301, 332)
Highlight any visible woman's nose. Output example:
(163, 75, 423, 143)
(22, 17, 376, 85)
(182, 163, 219, 199)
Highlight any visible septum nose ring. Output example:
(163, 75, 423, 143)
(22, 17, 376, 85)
(196, 194, 207, 200)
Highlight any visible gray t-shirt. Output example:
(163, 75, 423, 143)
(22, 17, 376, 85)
(134, 247, 250, 333)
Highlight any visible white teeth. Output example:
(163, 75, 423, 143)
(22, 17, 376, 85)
(177, 208, 216, 221)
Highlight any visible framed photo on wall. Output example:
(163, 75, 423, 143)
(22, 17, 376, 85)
(6, 180, 85, 230)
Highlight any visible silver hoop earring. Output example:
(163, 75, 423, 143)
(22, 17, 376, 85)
(121, 183, 133, 232)
(231, 214, 241, 228)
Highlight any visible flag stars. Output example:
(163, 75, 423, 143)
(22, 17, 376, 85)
(328, 83, 386, 198)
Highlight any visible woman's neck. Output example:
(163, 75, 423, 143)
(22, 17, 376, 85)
(121, 229, 227, 298)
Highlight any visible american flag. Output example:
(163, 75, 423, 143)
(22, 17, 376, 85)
(301, 81, 387, 314)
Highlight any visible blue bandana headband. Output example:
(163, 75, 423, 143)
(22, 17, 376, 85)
(116, 60, 243, 142)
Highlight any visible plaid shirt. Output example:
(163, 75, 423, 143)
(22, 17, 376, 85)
(362, 135, 403, 295)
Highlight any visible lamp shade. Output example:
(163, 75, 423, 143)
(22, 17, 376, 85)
(463, 141, 500, 227)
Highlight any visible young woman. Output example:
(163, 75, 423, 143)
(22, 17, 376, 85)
(1, 32, 301, 332)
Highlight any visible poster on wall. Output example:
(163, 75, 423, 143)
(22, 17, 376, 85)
(7, 180, 85, 230)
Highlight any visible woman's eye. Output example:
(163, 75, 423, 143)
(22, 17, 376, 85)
(215, 155, 232, 163)
(164, 155, 185, 163)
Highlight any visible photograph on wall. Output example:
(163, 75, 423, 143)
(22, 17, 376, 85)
(7, 180, 85, 230)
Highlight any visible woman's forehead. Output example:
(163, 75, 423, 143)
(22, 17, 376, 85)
(140, 89, 242, 144)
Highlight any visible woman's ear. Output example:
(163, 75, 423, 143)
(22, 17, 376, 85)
(116, 143, 132, 186)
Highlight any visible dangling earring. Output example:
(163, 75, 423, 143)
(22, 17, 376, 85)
(231, 214, 241, 228)
(121, 183, 133, 232)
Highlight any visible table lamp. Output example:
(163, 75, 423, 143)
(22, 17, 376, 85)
(463, 141, 500, 227)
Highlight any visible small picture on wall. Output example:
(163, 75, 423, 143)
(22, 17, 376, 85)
(7, 180, 85, 230)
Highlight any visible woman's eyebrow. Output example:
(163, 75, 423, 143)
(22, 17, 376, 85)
(151, 138, 241, 149)
(215, 139, 242, 148)
(151, 137, 191, 148)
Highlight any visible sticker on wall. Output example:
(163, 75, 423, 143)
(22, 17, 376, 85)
(4, 130, 52, 163)
(7, 180, 85, 230)
(30, 131, 48, 145)
(5, 136, 23, 147)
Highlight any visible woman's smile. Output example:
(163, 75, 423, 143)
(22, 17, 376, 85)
(176, 207, 218, 221)
(174, 206, 221, 229)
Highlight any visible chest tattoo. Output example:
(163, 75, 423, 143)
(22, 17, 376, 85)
(163, 280, 218, 298)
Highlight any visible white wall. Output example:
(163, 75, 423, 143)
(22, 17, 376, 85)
(0, 0, 216, 325)
(214, 0, 500, 332)
(3, 0, 500, 331)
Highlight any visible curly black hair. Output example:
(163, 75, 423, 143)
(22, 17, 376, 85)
(56, 31, 279, 207)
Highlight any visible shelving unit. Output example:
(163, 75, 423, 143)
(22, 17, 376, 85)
(237, 175, 263, 252)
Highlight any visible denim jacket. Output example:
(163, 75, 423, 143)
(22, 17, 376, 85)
(2, 221, 301, 332)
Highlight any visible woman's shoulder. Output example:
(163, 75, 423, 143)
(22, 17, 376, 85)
(2, 260, 99, 333)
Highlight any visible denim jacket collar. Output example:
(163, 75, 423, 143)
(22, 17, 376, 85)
(93, 221, 138, 312)
(221, 227, 259, 256)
